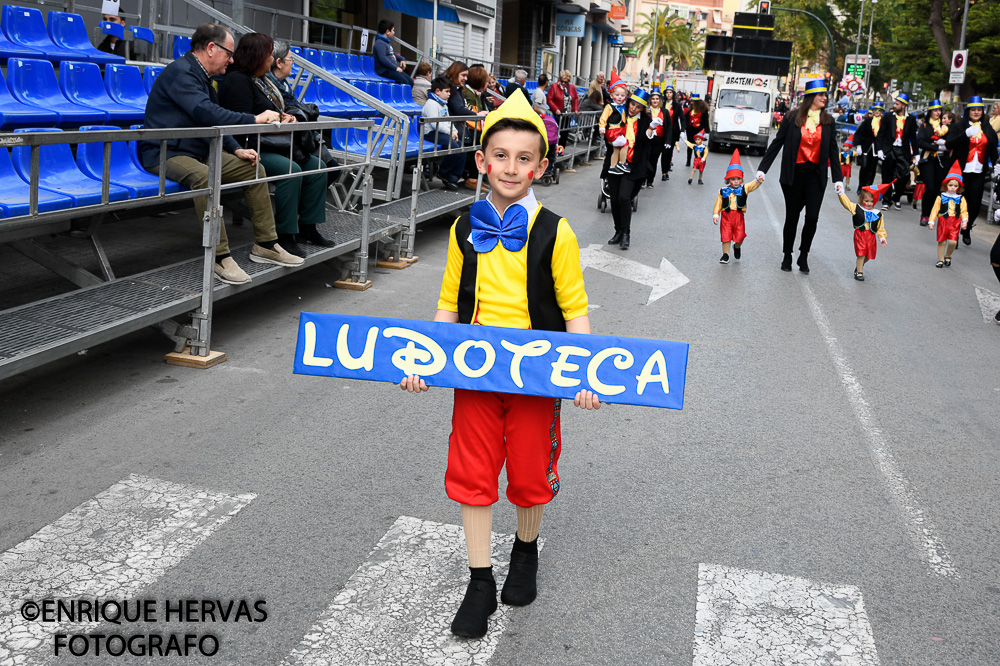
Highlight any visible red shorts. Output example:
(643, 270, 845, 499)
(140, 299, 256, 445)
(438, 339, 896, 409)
(841, 164, 852, 178)
(936, 215, 961, 243)
(693, 157, 706, 171)
(445, 389, 562, 507)
(854, 228, 878, 259)
(606, 126, 625, 142)
(914, 183, 925, 200)
(720, 210, 747, 244)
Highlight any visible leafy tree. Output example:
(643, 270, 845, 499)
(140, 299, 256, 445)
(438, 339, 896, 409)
(632, 11, 705, 72)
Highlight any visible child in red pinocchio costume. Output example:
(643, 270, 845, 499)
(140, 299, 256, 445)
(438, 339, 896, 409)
(927, 161, 969, 268)
(838, 181, 891, 281)
(712, 149, 760, 264)
(599, 70, 631, 174)
(399, 91, 600, 640)
(685, 130, 708, 184)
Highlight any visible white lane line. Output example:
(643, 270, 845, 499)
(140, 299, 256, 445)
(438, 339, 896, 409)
(579, 244, 690, 304)
(282, 515, 539, 666)
(974, 285, 1000, 324)
(694, 564, 880, 666)
(0, 474, 256, 665)
(753, 169, 958, 578)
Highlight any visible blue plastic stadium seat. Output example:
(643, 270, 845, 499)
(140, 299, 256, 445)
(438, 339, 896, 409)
(525, 81, 538, 91)
(391, 85, 421, 115)
(77, 126, 180, 198)
(143, 65, 163, 94)
(332, 52, 351, 78)
(60, 62, 142, 123)
(303, 48, 321, 66)
(298, 79, 332, 114)
(336, 85, 376, 117)
(0, 22, 41, 59)
(0, 66, 58, 129)
(105, 64, 148, 112)
(48, 11, 125, 65)
(11, 128, 129, 206)
(2, 6, 84, 62)
(129, 26, 154, 45)
(400, 85, 424, 114)
(319, 49, 336, 74)
(349, 55, 371, 81)
(100, 21, 125, 40)
(314, 80, 350, 117)
(359, 55, 382, 81)
(6, 58, 108, 125)
(406, 119, 437, 153)
(172, 35, 190, 59)
(0, 146, 74, 217)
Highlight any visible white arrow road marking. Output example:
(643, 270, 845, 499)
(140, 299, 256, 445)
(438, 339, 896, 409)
(694, 564, 880, 666)
(579, 244, 689, 305)
(283, 516, 540, 666)
(0, 474, 255, 666)
(974, 285, 1000, 324)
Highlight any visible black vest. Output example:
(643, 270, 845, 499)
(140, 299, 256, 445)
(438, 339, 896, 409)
(719, 188, 749, 212)
(851, 206, 881, 233)
(454, 206, 567, 332)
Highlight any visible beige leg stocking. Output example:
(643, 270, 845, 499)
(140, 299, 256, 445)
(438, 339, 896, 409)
(515, 505, 545, 542)
(461, 504, 493, 568)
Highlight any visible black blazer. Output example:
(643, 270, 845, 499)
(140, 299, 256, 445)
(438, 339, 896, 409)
(875, 112, 919, 159)
(600, 112, 652, 182)
(853, 115, 878, 154)
(759, 109, 842, 186)
(944, 117, 999, 171)
(664, 100, 684, 143)
(219, 70, 283, 150)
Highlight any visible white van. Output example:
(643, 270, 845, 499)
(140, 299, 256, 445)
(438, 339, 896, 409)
(708, 72, 779, 154)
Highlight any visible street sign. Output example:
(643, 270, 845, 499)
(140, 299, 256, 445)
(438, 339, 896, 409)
(870, 58, 880, 66)
(846, 64, 866, 78)
(950, 49, 967, 84)
(890, 78, 897, 90)
(609, 3, 627, 19)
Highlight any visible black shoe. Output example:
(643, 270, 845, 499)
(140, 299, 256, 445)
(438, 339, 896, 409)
(441, 178, 459, 192)
(620, 234, 630, 250)
(299, 225, 335, 247)
(450, 578, 498, 638)
(688, 178, 693, 184)
(661, 173, 669, 181)
(501, 545, 539, 607)
(797, 253, 810, 274)
(962, 231, 972, 245)
(733, 246, 741, 260)
(894, 201, 901, 210)
(608, 232, 623, 245)
(646, 182, 654, 189)
(919, 217, 929, 226)
(994, 309, 1000, 325)
(854, 270, 864, 281)
(719, 253, 730, 264)
(935, 261, 944, 268)
(698, 178, 704, 185)
(277, 233, 307, 258)
(781, 253, 793, 272)
(944, 257, 951, 267)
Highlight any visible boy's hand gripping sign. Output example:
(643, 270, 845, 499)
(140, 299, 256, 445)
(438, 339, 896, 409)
(294, 313, 689, 410)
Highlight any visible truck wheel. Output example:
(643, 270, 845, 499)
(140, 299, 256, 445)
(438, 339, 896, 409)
(708, 139, 720, 153)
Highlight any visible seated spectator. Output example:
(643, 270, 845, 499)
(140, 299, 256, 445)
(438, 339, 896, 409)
(220, 32, 334, 259)
(96, 10, 135, 59)
(504, 69, 531, 104)
(484, 75, 502, 110)
(411, 61, 432, 106)
(580, 81, 603, 112)
(532, 73, 550, 113)
(140, 23, 303, 286)
(421, 76, 465, 191)
(373, 20, 413, 86)
(443, 61, 483, 144)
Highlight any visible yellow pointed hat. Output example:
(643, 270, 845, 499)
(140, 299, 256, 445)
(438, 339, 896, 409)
(482, 89, 549, 154)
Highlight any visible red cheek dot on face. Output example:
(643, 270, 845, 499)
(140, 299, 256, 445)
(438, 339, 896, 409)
(487, 165, 492, 174)
(528, 170, 534, 180)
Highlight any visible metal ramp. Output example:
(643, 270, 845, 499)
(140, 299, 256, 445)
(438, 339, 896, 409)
(372, 187, 477, 226)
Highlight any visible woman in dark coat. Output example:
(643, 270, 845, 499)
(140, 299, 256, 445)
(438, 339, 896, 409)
(757, 79, 843, 273)
(602, 89, 660, 250)
(219, 33, 332, 258)
(914, 100, 950, 225)
(660, 85, 685, 180)
(684, 94, 709, 167)
(944, 96, 999, 245)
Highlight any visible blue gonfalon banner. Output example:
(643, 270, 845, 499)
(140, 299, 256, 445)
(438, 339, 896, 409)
(293, 313, 689, 410)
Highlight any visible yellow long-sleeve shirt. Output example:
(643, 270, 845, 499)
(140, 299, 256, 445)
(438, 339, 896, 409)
(838, 194, 887, 239)
(437, 194, 589, 329)
(712, 179, 761, 215)
(928, 195, 969, 223)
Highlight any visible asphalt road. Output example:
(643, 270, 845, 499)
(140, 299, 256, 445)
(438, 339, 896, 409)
(1, 149, 999, 665)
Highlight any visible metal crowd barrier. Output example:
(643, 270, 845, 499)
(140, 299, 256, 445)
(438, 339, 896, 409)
(553, 110, 601, 170)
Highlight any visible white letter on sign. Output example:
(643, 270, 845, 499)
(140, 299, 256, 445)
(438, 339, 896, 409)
(454, 340, 496, 378)
(302, 321, 333, 367)
(383, 327, 447, 376)
(501, 339, 552, 388)
(550, 346, 591, 388)
(635, 350, 670, 396)
(586, 347, 634, 396)
(336, 324, 378, 371)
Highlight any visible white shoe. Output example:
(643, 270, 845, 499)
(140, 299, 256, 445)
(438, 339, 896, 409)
(250, 243, 306, 267)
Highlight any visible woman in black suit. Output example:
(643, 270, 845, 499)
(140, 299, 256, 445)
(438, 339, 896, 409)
(757, 79, 843, 273)
(944, 96, 999, 245)
(602, 89, 660, 250)
(660, 85, 685, 181)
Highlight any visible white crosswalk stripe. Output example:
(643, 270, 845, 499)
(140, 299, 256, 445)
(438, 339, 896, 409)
(0, 474, 255, 666)
(974, 285, 1000, 324)
(283, 515, 537, 666)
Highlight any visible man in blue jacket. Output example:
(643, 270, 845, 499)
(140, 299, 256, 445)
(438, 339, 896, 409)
(141, 23, 303, 285)
(372, 20, 412, 86)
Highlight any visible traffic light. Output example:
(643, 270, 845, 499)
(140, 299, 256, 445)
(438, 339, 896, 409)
(759, 1, 770, 13)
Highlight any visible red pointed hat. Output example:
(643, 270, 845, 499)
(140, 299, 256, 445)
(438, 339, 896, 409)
(608, 68, 627, 91)
(694, 129, 707, 141)
(942, 160, 963, 185)
(843, 136, 854, 147)
(725, 149, 743, 178)
(862, 180, 895, 203)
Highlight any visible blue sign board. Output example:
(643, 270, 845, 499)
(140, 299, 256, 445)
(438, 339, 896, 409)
(294, 313, 689, 410)
(609, 34, 625, 46)
(556, 13, 586, 38)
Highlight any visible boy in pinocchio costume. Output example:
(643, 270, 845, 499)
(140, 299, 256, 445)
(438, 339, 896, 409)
(927, 162, 969, 268)
(400, 91, 600, 639)
(840, 137, 855, 189)
(838, 181, 891, 281)
(685, 130, 708, 184)
(599, 70, 632, 174)
(712, 149, 760, 264)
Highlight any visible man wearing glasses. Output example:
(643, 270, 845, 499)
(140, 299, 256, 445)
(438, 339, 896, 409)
(140, 23, 303, 286)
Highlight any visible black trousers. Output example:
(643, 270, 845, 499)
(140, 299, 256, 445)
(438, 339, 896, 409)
(608, 174, 637, 234)
(963, 169, 986, 227)
(882, 146, 909, 204)
(858, 152, 879, 191)
(645, 137, 664, 185)
(662, 143, 674, 173)
(779, 164, 824, 254)
(919, 156, 946, 218)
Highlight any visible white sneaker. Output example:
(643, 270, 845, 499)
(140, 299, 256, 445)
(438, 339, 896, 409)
(250, 243, 306, 267)
(214, 256, 251, 285)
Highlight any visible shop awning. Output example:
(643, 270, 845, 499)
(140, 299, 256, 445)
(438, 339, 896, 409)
(384, 0, 460, 22)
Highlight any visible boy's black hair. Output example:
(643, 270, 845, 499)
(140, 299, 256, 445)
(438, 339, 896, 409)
(482, 118, 547, 158)
(377, 19, 394, 35)
(430, 76, 451, 94)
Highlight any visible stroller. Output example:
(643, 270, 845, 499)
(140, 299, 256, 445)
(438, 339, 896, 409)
(597, 177, 639, 213)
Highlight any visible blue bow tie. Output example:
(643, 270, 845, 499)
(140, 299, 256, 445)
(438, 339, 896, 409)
(864, 210, 881, 225)
(941, 193, 962, 205)
(470, 200, 529, 253)
(722, 185, 744, 198)
(614, 103, 625, 115)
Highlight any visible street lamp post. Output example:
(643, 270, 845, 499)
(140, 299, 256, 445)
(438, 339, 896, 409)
(652, 0, 660, 86)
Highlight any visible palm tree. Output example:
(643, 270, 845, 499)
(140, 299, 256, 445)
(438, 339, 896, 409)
(632, 11, 705, 73)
